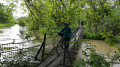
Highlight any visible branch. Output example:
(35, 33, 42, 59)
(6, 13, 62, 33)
(24, 0, 42, 25)
(90, 0, 96, 11)
(24, 0, 42, 40)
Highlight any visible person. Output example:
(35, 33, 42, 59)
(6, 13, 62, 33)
(58, 22, 73, 49)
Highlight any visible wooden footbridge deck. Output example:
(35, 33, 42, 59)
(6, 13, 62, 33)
(37, 27, 84, 67)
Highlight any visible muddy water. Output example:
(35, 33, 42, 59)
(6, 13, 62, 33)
(76, 40, 120, 60)
(76, 40, 120, 67)
(88, 40, 120, 54)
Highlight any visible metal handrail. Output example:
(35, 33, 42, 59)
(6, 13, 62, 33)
(0, 44, 41, 53)
(0, 39, 40, 46)
(0, 39, 41, 53)
(0, 38, 20, 41)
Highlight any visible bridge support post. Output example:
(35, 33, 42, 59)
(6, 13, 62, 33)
(34, 34, 46, 61)
(0, 53, 1, 63)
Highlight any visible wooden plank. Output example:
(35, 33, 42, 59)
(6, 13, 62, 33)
(38, 54, 58, 67)
(48, 53, 64, 67)
(113, 64, 120, 67)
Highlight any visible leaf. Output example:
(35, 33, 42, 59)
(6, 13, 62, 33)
(70, 0, 75, 4)
(118, 48, 120, 51)
(109, 41, 117, 46)
(105, 38, 111, 43)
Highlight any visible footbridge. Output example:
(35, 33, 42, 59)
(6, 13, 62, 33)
(0, 26, 84, 67)
(37, 27, 84, 67)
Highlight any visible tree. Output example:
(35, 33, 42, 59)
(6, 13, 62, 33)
(0, 3, 15, 24)
(22, 0, 120, 45)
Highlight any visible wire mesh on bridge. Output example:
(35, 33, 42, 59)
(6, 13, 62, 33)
(38, 27, 84, 67)
(0, 39, 41, 63)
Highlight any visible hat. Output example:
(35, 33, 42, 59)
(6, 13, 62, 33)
(65, 22, 69, 25)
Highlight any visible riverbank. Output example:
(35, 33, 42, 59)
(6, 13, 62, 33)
(0, 23, 14, 29)
(0, 23, 14, 33)
(76, 41, 120, 67)
(76, 39, 120, 60)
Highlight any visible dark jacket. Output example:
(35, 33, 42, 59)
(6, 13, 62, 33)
(58, 27, 73, 40)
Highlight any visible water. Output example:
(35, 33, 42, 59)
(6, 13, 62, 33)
(76, 40, 120, 67)
(0, 24, 40, 48)
(0, 24, 40, 61)
(88, 40, 120, 54)
(76, 40, 120, 60)
(0, 24, 22, 44)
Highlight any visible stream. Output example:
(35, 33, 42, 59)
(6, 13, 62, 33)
(88, 40, 120, 54)
(0, 24, 40, 61)
(0, 24, 40, 49)
(76, 40, 120, 59)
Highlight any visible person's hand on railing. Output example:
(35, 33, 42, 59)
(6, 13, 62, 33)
(58, 32, 64, 36)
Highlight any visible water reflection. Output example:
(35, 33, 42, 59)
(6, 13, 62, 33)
(0, 24, 23, 44)
(0, 24, 40, 61)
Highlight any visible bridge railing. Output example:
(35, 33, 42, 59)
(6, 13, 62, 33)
(38, 27, 85, 67)
(0, 39, 41, 62)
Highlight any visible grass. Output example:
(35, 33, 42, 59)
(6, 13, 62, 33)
(0, 31, 2, 33)
(83, 31, 105, 40)
(0, 23, 14, 29)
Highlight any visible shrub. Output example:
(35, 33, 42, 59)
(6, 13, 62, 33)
(83, 32, 105, 40)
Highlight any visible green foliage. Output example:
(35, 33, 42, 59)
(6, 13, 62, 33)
(0, 23, 14, 28)
(1, 0, 120, 44)
(77, 0, 120, 45)
(0, 47, 16, 51)
(0, 3, 15, 24)
(2, 0, 120, 66)
(73, 59, 85, 67)
(73, 45, 111, 67)
(19, 30, 33, 40)
(86, 53, 110, 67)
(83, 31, 104, 40)
(23, 0, 81, 34)
(1, 50, 38, 67)
(22, 0, 120, 45)
(16, 17, 26, 27)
